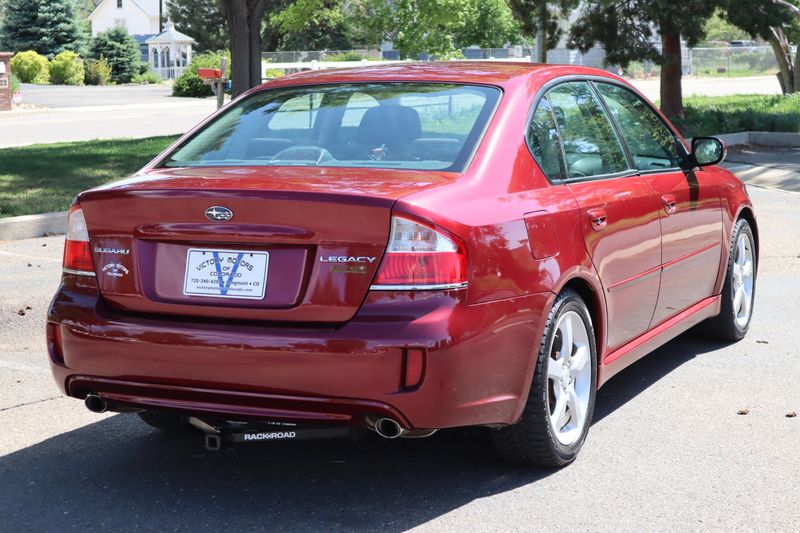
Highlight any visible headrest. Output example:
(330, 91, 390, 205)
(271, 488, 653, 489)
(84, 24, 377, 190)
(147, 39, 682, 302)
(356, 105, 422, 146)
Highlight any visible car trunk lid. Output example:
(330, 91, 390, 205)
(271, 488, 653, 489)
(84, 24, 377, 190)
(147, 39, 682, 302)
(78, 166, 458, 323)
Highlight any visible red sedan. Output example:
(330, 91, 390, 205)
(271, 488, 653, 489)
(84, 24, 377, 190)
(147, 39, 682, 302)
(47, 63, 757, 466)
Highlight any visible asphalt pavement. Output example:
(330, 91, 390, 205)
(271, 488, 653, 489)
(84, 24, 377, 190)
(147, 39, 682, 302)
(19, 83, 178, 108)
(1, 85, 218, 149)
(0, 181, 798, 531)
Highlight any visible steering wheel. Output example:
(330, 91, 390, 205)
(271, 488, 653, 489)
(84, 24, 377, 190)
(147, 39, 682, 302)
(270, 146, 333, 165)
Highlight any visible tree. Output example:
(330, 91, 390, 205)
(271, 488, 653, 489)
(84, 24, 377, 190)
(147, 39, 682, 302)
(167, 0, 230, 53)
(702, 10, 750, 44)
(270, 0, 353, 50)
(505, 0, 578, 62)
(455, 0, 523, 49)
(568, 1, 720, 119)
(90, 27, 141, 83)
(1, 0, 87, 57)
(223, 0, 288, 97)
(724, 0, 800, 94)
(361, 0, 524, 59)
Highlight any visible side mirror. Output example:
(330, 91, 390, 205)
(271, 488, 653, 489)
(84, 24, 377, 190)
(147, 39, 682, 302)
(691, 136, 726, 167)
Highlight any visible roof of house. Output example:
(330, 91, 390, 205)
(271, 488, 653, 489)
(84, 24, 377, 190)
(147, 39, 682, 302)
(88, 0, 159, 20)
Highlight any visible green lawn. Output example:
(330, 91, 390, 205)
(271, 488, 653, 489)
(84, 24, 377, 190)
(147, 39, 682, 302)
(0, 136, 179, 218)
(675, 93, 800, 137)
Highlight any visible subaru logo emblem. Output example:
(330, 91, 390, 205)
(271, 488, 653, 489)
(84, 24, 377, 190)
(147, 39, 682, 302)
(205, 206, 233, 222)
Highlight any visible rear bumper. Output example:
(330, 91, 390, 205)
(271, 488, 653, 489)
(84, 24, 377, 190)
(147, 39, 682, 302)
(48, 276, 550, 429)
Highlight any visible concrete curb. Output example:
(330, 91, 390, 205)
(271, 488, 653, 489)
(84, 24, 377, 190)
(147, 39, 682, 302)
(0, 211, 67, 241)
(715, 131, 800, 148)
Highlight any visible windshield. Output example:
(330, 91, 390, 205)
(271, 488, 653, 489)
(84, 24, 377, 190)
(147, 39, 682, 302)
(162, 83, 501, 172)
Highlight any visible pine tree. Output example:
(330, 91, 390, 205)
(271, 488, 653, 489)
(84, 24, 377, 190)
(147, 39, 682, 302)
(90, 27, 141, 83)
(0, 0, 86, 57)
(167, 0, 229, 53)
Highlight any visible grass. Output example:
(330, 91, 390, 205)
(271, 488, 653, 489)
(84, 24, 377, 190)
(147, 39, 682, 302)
(0, 136, 178, 218)
(673, 93, 800, 138)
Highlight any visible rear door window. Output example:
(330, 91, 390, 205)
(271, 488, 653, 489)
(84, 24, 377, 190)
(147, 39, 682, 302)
(526, 97, 565, 181)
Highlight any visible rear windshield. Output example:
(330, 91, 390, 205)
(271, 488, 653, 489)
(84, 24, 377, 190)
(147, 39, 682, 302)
(161, 83, 501, 172)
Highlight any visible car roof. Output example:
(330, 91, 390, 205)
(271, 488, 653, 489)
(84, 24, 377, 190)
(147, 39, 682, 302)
(258, 61, 619, 90)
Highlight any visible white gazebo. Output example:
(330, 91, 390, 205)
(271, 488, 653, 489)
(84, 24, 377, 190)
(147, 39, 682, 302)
(146, 20, 195, 80)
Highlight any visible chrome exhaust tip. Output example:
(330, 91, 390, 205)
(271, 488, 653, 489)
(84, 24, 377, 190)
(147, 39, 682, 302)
(84, 394, 108, 413)
(373, 417, 406, 439)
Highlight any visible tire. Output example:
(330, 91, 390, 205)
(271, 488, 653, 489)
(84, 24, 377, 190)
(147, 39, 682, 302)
(492, 289, 597, 467)
(137, 410, 189, 432)
(702, 218, 757, 342)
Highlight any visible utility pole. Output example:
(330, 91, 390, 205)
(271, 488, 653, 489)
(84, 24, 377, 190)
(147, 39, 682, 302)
(159, 0, 164, 32)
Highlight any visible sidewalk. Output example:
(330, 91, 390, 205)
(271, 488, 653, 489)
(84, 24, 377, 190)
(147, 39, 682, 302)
(724, 146, 800, 193)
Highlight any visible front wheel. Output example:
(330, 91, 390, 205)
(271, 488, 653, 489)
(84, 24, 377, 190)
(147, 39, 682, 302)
(492, 289, 597, 467)
(702, 218, 756, 341)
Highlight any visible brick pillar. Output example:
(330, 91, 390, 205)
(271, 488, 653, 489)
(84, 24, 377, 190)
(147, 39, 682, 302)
(0, 52, 12, 111)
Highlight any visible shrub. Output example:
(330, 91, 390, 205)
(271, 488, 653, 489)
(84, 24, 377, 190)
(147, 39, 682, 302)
(49, 51, 85, 85)
(10, 51, 50, 84)
(131, 70, 161, 84)
(264, 68, 284, 80)
(90, 28, 141, 83)
(84, 57, 112, 85)
(173, 51, 230, 98)
(672, 94, 800, 137)
(10, 73, 20, 94)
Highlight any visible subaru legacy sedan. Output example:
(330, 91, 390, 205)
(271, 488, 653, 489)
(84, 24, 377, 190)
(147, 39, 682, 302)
(48, 63, 757, 466)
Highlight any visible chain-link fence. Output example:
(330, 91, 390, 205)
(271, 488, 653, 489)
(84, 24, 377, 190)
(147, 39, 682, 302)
(689, 47, 780, 77)
(262, 49, 383, 63)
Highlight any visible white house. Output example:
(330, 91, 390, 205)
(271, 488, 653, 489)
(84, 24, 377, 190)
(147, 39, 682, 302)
(88, 0, 163, 37)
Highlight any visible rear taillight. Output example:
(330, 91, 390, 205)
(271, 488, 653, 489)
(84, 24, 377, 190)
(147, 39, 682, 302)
(63, 206, 95, 276)
(372, 216, 467, 290)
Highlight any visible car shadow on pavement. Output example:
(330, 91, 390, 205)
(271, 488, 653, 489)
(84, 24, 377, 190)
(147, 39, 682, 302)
(0, 331, 728, 531)
(594, 330, 729, 423)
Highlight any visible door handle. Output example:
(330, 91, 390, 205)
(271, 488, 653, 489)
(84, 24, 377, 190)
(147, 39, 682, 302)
(587, 208, 607, 231)
(661, 194, 677, 215)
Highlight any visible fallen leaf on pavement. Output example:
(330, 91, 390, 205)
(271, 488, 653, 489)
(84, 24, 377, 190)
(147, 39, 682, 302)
(787, 411, 797, 418)
(737, 408, 750, 415)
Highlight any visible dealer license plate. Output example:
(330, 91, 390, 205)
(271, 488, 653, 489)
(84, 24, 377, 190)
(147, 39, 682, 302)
(183, 248, 269, 299)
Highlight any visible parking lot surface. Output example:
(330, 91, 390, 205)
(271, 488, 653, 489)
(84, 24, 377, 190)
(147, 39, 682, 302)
(1, 183, 798, 531)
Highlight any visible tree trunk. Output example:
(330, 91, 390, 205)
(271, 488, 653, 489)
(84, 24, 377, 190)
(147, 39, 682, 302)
(768, 27, 795, 94)
(659, 23, 683, 119)
(247, 0, 267, 88)
(223, 0, 266, 98)
(794, 40, 800, 94)
(536, 2, 547, 63)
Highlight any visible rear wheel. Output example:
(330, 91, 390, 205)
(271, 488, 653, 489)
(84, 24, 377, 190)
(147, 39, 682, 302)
(492, 290, 597, 467)
(137, 410, 189, 432)
(702, 219, 756, 341)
